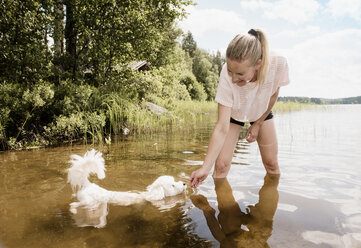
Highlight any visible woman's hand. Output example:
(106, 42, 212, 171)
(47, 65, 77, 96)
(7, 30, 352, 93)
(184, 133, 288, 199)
(245, 122, 261, 143)
(189, 166, 211, 188)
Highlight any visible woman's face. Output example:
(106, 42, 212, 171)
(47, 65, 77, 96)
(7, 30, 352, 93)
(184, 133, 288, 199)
(226, 59, 260, 87)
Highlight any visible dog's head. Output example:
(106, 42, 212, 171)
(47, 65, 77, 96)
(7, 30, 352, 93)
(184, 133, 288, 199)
(145, 176, 187, 201)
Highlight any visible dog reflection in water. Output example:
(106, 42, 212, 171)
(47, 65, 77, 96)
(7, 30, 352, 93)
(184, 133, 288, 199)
(191, 174, 279, 248)
(71, 202, 108, 228)
(67, 149, 187, 228)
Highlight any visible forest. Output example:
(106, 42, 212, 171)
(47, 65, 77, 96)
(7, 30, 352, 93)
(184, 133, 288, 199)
(1, 0, 225, 150)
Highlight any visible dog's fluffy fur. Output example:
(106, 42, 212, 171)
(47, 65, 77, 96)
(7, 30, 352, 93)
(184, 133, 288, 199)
(67, 149, 187, 211)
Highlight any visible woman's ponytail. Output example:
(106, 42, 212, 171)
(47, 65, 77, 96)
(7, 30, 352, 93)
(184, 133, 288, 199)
(254, 29, 269, 86)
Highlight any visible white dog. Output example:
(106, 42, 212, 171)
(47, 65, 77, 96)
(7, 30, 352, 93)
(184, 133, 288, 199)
(67, 149, 187, 212)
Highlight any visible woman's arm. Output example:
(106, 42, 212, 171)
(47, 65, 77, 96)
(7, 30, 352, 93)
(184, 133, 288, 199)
(189, 104, 231, 188)
(203, 104, 232, 169)
(245, 87, 280, 143)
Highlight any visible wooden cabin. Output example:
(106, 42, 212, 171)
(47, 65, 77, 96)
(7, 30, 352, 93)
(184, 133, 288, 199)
(129, 60, 152, 71)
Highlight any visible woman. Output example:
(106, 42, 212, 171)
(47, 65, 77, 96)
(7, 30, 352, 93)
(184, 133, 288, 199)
(189, 28, 289, 188)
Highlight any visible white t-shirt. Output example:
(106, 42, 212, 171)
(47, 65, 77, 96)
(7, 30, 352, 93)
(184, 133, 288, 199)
(215, 53, 290, 122)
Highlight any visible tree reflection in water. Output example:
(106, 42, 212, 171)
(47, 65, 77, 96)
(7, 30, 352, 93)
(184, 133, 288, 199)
(191, 174, 280, 248)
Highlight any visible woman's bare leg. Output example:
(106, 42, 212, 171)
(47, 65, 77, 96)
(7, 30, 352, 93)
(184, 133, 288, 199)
(212, 123, 242, 178)
(257, 119, 280, 174)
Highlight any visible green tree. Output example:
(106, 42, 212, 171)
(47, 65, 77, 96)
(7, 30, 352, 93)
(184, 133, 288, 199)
(180, 72, 207, 101)
(212, 50, 224, 75)
(0, 0, 52, 84)
(53, 0, 64, 83)
(192, 49, 218, 100)
(180, 33, 224, 101)
(181, 31, 197, 57)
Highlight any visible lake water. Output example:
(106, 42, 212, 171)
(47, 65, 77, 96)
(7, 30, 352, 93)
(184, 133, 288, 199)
(0, 105, 361, 248)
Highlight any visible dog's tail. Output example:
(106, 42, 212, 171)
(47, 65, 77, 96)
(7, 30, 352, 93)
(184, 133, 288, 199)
(67, 149, 105, 191)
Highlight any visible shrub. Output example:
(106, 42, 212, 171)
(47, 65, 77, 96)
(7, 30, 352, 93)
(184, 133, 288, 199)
(180, 72, 207, 101)
(44, 111, 106, 143)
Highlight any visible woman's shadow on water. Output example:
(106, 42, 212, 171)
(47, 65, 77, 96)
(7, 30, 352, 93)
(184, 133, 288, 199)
(191, 174, 280, 248)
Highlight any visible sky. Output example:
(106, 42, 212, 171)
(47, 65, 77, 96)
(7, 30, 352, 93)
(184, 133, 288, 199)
(178, 0, 361, 98)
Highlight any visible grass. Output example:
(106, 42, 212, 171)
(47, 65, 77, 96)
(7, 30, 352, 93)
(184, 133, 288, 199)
(130, 100, 217, 133)
(103, 95, 218, 136)
(171, 100, 217, 124)
(273, 101, 314, 113)
(114, 100, 311, 135)
(112, 100, 311, 135)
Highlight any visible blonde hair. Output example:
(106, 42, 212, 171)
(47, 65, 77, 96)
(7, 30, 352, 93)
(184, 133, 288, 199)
(226, 28, 269, 86)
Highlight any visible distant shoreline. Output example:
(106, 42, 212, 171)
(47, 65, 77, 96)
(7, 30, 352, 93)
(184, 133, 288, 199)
(278, 96, 361, 104)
